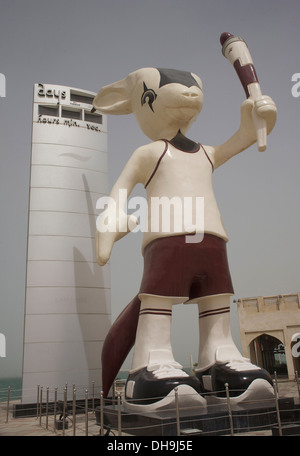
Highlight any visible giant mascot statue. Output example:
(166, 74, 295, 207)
(93, 33, 277, 411)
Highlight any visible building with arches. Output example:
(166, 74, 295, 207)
(236, 293, 300, 379)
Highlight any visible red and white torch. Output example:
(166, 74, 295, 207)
(220, 32, 267, 152)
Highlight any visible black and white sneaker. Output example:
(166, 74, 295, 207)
(124, 362, 207, 411)
(196, 359, 274, 404)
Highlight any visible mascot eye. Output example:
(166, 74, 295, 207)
(141, 82, 157, 112)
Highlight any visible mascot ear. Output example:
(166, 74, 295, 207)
(93, 78, 133, 115)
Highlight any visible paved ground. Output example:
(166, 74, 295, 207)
(0, 381, 299, 437)
(0, 407, 101, 437)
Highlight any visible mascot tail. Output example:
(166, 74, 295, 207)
(101, 294, 141, 397)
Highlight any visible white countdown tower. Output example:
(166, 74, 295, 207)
(22, 84, 110, 402)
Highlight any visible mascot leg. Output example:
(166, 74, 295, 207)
(195, 294, 274, 403)
(124, 295, 206, 411)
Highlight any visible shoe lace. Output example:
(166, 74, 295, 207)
(147, 361, 189, 379)
(225, 358, 260, 371)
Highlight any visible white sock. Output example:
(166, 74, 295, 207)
(131, 295, 176, 373)
(197, 294, 242, 371)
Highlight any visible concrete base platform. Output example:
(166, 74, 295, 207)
(97, 397, 300, 436)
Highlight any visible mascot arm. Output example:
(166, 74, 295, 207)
(211, 96, 276, 169)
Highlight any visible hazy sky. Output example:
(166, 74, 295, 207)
(0, 0, 299, 378)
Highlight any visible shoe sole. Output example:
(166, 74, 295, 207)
(206, 378, 275, 405)
(123, 384, 207, 412)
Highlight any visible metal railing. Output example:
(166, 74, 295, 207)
(1, 372, 300, 436)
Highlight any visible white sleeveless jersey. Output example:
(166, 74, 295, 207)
(142, 141, 228, 251)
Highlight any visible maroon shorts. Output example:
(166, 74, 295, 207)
(139, 234, 234, 302)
